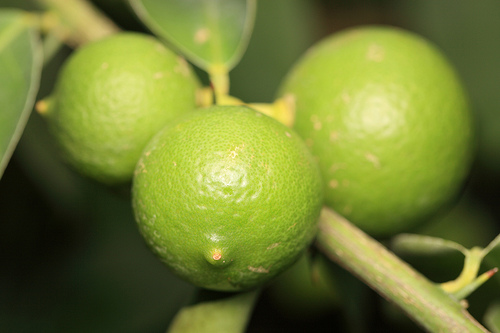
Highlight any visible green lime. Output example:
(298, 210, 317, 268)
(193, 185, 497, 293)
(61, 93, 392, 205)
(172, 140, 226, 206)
(132, 105, 323, 291)
(40, 32, 200, 184)
(278, 26, 474, 236)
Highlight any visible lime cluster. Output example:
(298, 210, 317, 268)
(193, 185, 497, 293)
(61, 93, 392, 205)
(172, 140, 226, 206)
(42, 32, 324, 291)
(42, 25, 474, 291)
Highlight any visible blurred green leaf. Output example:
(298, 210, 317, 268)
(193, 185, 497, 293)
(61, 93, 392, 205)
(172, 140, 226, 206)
(129, 0, 256, 72)
(0, 9, 42, 179)
(392, 234, 467, 256)
(167, 289, 259, 333)
(485, 302, 500, 333)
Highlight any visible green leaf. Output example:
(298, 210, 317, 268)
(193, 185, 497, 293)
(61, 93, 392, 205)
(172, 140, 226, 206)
(485, 302, 500, 333)
(167, 289, 259, 333)
(129, 0, 256, 72)
(391, 233, 468, 256)
(0, 9, 42, 179)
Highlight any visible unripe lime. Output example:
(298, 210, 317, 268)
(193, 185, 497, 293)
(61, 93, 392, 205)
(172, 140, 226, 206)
(41, 32, 200, 184)
(278, 26, 474, 236)
(132, 105, 323, 291)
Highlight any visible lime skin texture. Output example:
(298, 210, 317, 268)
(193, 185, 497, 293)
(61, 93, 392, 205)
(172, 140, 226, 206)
(132, 105, 324, 292)
(43, 32, 199, 185)
(279, 25, 474, 237)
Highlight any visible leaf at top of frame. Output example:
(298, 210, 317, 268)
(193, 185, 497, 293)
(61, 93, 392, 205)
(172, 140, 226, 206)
(0, 9, 42, 179)
(129, 0, 256, 73)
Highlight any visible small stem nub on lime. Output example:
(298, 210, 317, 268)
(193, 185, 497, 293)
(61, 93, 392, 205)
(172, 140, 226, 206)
(206, 249, 231, 268)
(212, 251, 222, 261)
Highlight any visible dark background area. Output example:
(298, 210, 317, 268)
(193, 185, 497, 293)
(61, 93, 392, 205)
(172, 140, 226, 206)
(1, 0, 499, 332)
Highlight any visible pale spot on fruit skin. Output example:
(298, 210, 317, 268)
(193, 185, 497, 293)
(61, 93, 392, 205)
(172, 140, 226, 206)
(313, 121, 322, 131)
(194, 27, 210, 44)
(101, 62, 109, 70)
(154, 245, 167, 254)
(248, 266, 269, 274)
(329, 163, 344, 173)
(343, 205, 352, 214)
(288, 223, 297, 230)
(208, 233, 223, 242)
(367, 43, 385, 62)
(341, 92, 351, 104)
(135, 160, 147, 175)
(305, 138, 314, 147)
(285, 132, 292, 138)
(174, 57, 190, 77)
(329, 179, 339, 188)
(155, 43, 167, 54)
(153, 72, 164, 79)
(342, 180, 350, 187)
(267, 243, 280, 250)
(173, 161, 177, 167)
(330, 131, 339, 142)
(365, 152, 381, 169)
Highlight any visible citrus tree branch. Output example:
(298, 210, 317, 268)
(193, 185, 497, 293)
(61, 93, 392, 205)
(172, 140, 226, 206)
(316, 207, 490, 333)
(35, 0, 120, 47)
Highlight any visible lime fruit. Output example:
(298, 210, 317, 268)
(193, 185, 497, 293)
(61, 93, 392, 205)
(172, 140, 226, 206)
(278, 25, 474, 236)
(132, 105, 323, 291)
(40, 32, 200, 184)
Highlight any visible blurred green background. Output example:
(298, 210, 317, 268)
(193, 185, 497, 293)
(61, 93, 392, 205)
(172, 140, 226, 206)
(1, 0, 499, 332)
